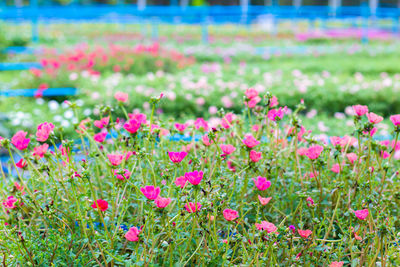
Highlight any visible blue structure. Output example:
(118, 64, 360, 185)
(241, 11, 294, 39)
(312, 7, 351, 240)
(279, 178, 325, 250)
(0, 1, 399, 42)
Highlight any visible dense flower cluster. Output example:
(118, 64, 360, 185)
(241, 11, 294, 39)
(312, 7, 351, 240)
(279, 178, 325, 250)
(1, 90, 400, 266)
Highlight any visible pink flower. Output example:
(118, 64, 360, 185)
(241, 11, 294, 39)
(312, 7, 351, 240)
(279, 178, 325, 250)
(175, 176, 187, 188)
(242, 135, 260, 148)
(306, 197, 315, 207)
(354, 209, 369, 220)
(305, 145, 324, 160)
(249, 150, 262, 162)
(297, 147, 308, 155)
(114, 169, 131, 180)
(129, 113, 147, 124)
(258, 195, 272, 205)
(381, 150, 390, 159)
(346, 153, 358, 164)
(221, 113, 235, 129)
(194, 118, 209, 131)
(185, 171, 203, 185)
(91, 199, 108, 211)
(33, 144, 49, 158)
(125, 227, 140, 242)
(94, 116, 110, 129)
(352, 105, 368, 116)
(223, 209, 239, 221)
(202, 135, 213, 146)
(253, 176, 271, 191)
(363, 127, 377, 137)
(220, 144, 236, 155)
(168, 151, 188, 163)
(245, 96, 261, 108)
(3, 196, 18, 209)
(140, 185, 160, 200)
(331, 163, 341, 173)
(366, 112, 383, 124)
(185, 202, 202, 213)
(329, 262, 344, 267)
(255, 221, 277, 233)
(330, 136, 342, 146)
(93, 131, 107, 143)
(269, 96, 279, 107)
(155, 196, 171, 208)
(36, 122, 55, 142)
(16, 158, 27, 169)
(124, 119, 141, 134)
(174, 123, 188, 132)
(245, 88, 258, 99)
(298, 229, 312, 239)
(267, 107, 285, 121)
(11, 131, 30, 150)
(114, 91, 128, 102)
(107, 153, 124, 166)
(390, 114, 400, 126)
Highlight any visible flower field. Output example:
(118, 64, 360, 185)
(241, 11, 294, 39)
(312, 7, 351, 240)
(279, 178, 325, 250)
(1, 23, 400, 265)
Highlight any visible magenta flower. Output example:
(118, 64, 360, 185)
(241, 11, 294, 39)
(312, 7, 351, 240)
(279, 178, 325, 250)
(3, 196, 18, 209)
(306, 197, 315, 207)
(91, 199, 109, 211)
(114, 91, 128, 102)
(242, 135, 260, 148)
(255, 221, 277, 233)
(354, 209, 369, 220)
(94, 131, 107, 143)
(33, 144, 49, 158)
(123, 119, 141, 134)
(175, 176, 187, 188)
(11, 131, 30, 150)
(305, 145, 324, 160)
(185, 202, 202, 213)
(220, 144, 236, 155)
(125, 227, 140, 242)
(36, 122, 55, 142)
(107, 153, 124, 166)
(267, 107, 285, 121)
(390, 114, 400, 126)
(298, 229, 312, 239)
(258, 195, 272, 205)
(352, 105, 368, 116)
(168, 151, 188, 163)
(155, 196, 171, 208)
(249, 150, 262, 162)
(15, 158, 27, 169)
(223, 209, 239, 221)
(252, 176, 271, 191)
(113, 169, 131, 180)
(140, 185, 161, 200)
(174, 123, 187, 132)
(366, 112, 383, 124)
(185, 171, 204, 185)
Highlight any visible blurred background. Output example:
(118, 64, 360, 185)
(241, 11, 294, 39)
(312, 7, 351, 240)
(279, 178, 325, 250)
(0, 0, 399, 140)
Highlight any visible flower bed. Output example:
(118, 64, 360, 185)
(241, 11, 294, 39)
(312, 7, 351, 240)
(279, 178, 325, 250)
(1, 89, 400, 265)
(16, 43, 195, 89)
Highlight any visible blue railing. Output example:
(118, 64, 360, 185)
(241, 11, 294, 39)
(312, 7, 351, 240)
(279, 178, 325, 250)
(0, 5, 399, 22)
(0, 5, 399, 43)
